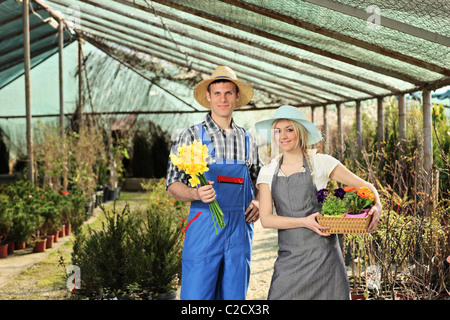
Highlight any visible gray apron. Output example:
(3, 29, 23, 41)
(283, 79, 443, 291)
(268, 155, 350, 300)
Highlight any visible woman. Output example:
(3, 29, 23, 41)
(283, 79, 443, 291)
(255, 105, 382, 300)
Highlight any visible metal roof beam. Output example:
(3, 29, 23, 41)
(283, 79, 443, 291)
(71, 10, 349, 101)
(81, 30, 309, 105)
(82, 30, 312, 105)
(220, 0, 450, 77)
(49, 0, 403, 93)
(303, 0, 450, 48)
(44, 1, 326, 103)
(150, 0, 423, 85)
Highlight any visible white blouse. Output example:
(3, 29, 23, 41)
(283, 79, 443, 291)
(256, 150, 340, 191)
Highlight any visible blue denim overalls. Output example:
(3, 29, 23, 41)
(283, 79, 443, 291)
(180, 123, 254, 300)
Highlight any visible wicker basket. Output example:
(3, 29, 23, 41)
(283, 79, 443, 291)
(317, 214, 372, 234)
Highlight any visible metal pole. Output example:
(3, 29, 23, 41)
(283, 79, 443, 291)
(355, 100, 362, 151)
(311, 106, 315, 148)
(423, 89, 433, 198)
(78, 39, 83, 129)
(377, 97, 385, 166)
(398, 94, 406, 196)
(322, 105, 328, 153)
(337, 103, 343, 162)
(59, 19, 64, 136)
(398, 94, 406, 157)
(23, 0, 34, 184)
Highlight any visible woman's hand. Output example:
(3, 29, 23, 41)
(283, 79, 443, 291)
(245, 199, 260, 222)
(367, 202, 382, 232)
(304, 212, 330, 236)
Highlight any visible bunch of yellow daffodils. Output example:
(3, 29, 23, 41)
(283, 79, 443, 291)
(170, 140, 225, 234)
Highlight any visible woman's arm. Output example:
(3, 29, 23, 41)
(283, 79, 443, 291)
(258, 183, 330, 236)
(329, 163, 382, 232)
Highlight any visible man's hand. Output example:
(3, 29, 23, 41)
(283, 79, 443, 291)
(196, 181, 216, 203)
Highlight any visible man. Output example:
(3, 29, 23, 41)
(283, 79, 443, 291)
(166, 66, 262, 300)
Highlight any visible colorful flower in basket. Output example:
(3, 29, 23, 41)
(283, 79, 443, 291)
(317, 187, 374, 216)
(316, 188, 328, 203)
(169, 140, 225, 234)
(343, 186, 374, 215)
(334, 187, 346, 200)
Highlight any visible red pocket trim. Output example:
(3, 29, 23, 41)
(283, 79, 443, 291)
(218, 176, 243, 184)
(182, 212, 202, 234)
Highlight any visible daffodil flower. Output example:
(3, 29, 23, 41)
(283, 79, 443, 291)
(170, 140, 225, 234)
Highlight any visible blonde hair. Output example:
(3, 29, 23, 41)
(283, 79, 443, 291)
(272, 119, 315, 180)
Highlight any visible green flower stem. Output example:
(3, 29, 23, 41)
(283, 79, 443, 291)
(198, 174, 225, 234)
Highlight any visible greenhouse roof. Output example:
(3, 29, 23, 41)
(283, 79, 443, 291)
(0, 0, 449, 121)
(0, 0, 73, 90)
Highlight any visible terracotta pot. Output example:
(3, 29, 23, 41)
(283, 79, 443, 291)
(351, 293, 366, 300)
(0, 243, 8, 258)
(14, 241, 26, 250)
(59, 228, 66, 238)
(51, 231, 59, 243)
(46, 235, 54, 249)
(7, 240, 14, 254)
(33, 238, 47, 253)
(64, 224, 71, 236)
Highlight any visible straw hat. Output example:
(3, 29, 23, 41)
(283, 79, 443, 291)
(193, 66, 253, 109)
(255, 105, 323, 146)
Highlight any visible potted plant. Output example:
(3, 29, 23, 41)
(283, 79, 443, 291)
(316, 187, 373, 234)
(0, 196, 12, 258)
(8, 202, 30, 249)
(26, 201, 47, 253)
(65, 187, 88, 235)
(342, 186, 374, 217)
(37, 199, 61, 248)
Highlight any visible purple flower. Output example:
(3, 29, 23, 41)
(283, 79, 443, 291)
(316, 188, 328, 203)
(334, 188, 346, 200)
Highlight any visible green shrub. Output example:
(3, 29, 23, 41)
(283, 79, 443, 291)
(71, 204, 137, 296)
(130, 203, 184, 295)
(71, 201, 184, 299)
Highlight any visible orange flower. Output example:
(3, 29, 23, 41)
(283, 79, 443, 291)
(344, 186, 356, 192)
(357, 187, 371, 199)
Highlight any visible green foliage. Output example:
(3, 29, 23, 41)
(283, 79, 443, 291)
(129, 203, 184, 294)
(71, 198, 185, 298)
(141, 178, 189, 221)
(343, 190, 372, 215)
(0, 180, 90, 244)
(321, 194, 347, 216)
(0, 195, 12, 243)
(328, 98, 450, 297)
(72, 204, 137, 295)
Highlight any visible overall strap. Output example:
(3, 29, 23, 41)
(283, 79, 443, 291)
(196, 123, 250, 164)
(242, 128, 250, 162)
(195, 123, 215, 158)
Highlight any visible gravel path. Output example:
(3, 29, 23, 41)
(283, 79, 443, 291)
(247, 221, 278, 300)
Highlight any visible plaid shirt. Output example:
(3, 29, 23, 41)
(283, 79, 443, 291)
(166, 112, 262, 188)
